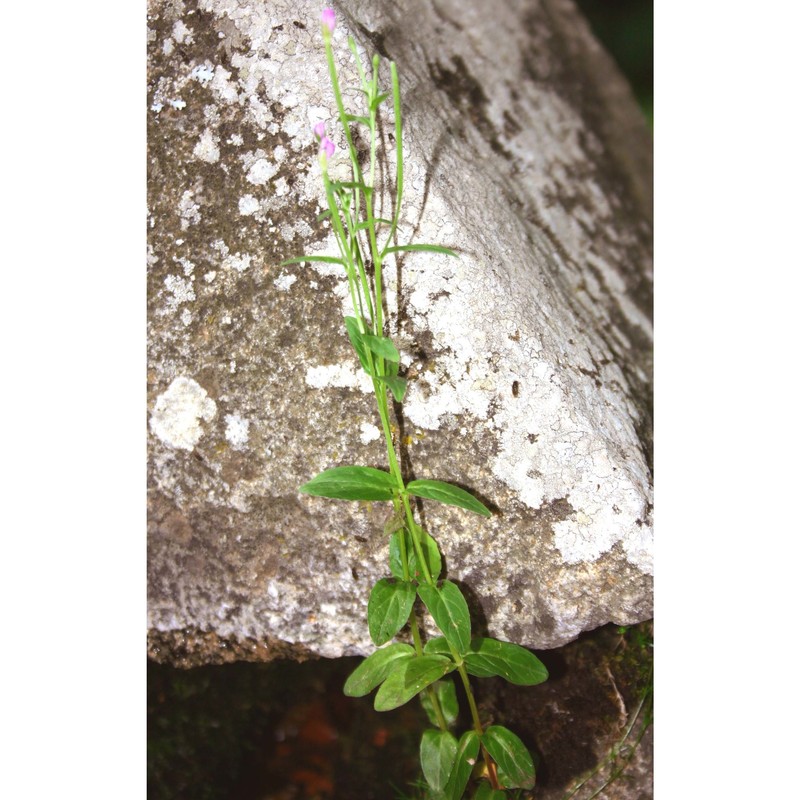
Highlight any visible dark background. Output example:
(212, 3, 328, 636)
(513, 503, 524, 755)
(575, 0, 653, 126)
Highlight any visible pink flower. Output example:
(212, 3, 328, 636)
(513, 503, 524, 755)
(321, 8, 336, 35)
(313, 121, 336, 158)
(320, 136, 335, 158)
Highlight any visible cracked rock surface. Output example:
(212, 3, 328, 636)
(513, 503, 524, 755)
(147, 0, 652, 666)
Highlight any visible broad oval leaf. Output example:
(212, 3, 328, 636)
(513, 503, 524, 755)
(299, 466, 396, 501)
(368, 579, 416, 646)
(362, 334, 400, 363)
(423, 636, 452, 657)
(464, 638, 549, 686)
(420, 678, 459, 728)
(406, 480, 491, 518)
(443, 730, 481, 800)
(343, 643, 415, 697)
(417, 581, 471, 655)
(482, 726, 536, 790)
(420, 729, 458, 793)
(374, 655, 456, 711)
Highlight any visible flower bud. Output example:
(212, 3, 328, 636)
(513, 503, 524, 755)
(321, 8, 336, 35)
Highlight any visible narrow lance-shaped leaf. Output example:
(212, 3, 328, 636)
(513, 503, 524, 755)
(344, 316, 373, 375)
(343, 643, 415, 697)
(443, 731, 481, 800)
(299, 466, 396, 501)
(463, 638, 549, 686)
(374, 655, 456, 711)
(368, 579, 416, 646)
(420, 729, 459, 794)
(417, 581, 471, 655)
(281, 255, 345, 266)
(406, 479, 491, 518)
(481, 726, 536, 790)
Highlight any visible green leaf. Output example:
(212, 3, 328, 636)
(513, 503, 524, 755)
(420, 729, 458, 793)
(481, 726, 536, 790)
(329, 179, 371, 192)
(280, 255, 344, 266)
(473, 783, 506, 800)
(299, 466, 395, 501)
(374, 655, 456, 711)
(345, 113, 371, 126)
(316, 210, 332, 222)
(344, 316, 373, 374)
(362, 334, 400, 362)
(376, 374, 407, 402)
(423, 637, 452, 657)
(443, 731, 480, 800)
(390, 528, 442, 583)
(409, 528, 442, 582)
(354, 218, 393, 231)
(388, 530, 406, 579)
(368, 579, 416, 646)
(417, 581, 471, 655)
(343, 643, 415, 697)
(464, 638, 549, 685)
(406, 480, 491, 518)
(420, 678, 459, 728)
(383, 243, 459, 258)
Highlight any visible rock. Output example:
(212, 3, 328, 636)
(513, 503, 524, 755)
(147, 0, 652, 666)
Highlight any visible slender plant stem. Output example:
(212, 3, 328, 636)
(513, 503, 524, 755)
(321, 30, 498, 788)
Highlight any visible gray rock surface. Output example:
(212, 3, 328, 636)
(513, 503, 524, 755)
(147, 0, 653, 666)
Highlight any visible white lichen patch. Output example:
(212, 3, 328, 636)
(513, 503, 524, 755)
(190, 63, 215, 84)
(238, 194, 260, 215)
(273, 272, 297, 291)
(150, 377, 217, 451)
(359, 423, 380, 444)
(222, 252, 252, 272)
(246, 157, 278, 185)
(172, 19, 193, 45)
(178, 190, 201, 229)
(163, 274, 195, 310)
(224, 413, 250, 449)
(305, 363, 372, 394)
(193, 127, 220, 163)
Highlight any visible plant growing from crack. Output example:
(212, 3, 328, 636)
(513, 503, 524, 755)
(284, 9, 549, 798)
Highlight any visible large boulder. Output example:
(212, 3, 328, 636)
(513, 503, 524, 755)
(147, 0, 653, 666)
